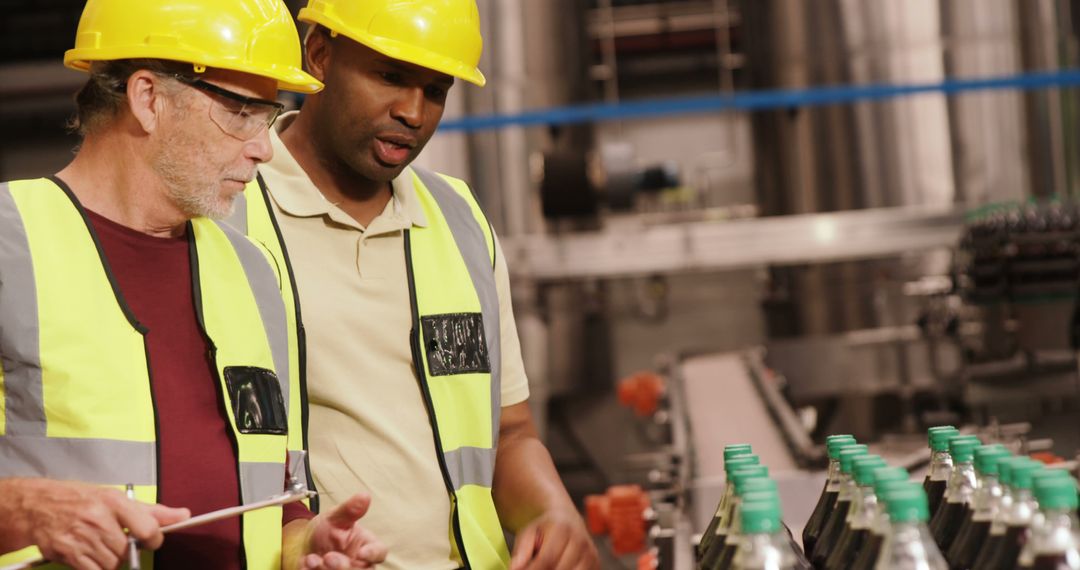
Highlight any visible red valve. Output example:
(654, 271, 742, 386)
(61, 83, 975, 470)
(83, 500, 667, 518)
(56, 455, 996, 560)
(617, 372, 666, 417)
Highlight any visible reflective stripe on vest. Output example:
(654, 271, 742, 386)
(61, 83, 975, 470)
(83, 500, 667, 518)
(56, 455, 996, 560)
(237, 166, 509, 568)
(0, 179, 290, 569)
(407, 167, 508, 569)
(232, 175, 316, 511)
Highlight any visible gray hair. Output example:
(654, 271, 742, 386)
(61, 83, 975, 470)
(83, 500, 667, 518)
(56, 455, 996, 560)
(69, 59, 194, 136)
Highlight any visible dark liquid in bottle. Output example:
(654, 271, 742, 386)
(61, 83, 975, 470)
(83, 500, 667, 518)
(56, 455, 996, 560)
(803, 488, 837, 558)
(995, 525, 1029, 570)
(1032, 553, 1080, 569)
(932, 501, 969, 553)
(925, 477, 949, 516)
(824, 526, 866, 570)
(714, 540, 737, 570)
(948, 519, 990, 570)
(850, 531, 882, 570)
(699, 532, 727, 570)
(698, 508, 723, 558)
(971, 531, 1004, 570)
(811, 499, 851, 567)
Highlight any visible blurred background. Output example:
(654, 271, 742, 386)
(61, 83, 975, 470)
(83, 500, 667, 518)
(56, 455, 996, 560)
(5, 0, 1080, 566)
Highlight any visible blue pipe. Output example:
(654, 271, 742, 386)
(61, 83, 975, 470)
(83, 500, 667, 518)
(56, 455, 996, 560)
(439, 69, 1080, 133)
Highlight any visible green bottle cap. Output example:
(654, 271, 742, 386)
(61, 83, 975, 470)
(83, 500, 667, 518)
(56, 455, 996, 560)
(947, 435, 981, 462)
(1033, 476, 1080, 510)
(1010, 459, 1044, 490)
(928, 426, 959, 450)
(741, 478, 779, 495)
(928, 427, 963, 449)
(852, 455, 888, 486)
(998, 456, 1025, 486)
(827, 438, 859, 460)
(741, 490, 780, 508)
(884, 484, 931, 523)
(1032, 469, 1073, 482)
(973, 445, 1012, 476)
(741, 500, 783, 534)
(724, 444, 753, 461)
(838, 444, 869, 473)
(732, 466, 770, 495)
(872, 466, 910, 495)
(724, 455, 760, 474)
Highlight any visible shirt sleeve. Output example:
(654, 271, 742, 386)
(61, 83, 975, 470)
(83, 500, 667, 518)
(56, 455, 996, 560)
(493, 233, 530, 407)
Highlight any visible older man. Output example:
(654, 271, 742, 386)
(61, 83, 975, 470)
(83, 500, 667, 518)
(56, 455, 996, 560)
(0, 1, 384, 569)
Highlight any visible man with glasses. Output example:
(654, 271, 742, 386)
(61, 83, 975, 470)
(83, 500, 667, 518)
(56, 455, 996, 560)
(0, 1, 385, 569)
(229, 1, 599, 568)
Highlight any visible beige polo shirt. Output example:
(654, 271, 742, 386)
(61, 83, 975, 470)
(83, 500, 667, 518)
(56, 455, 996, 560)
(260, 113, 530, 569)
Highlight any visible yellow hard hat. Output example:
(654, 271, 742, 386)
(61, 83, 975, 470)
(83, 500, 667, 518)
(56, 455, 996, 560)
(64, 0, 323, 94)
(298, 0, 486, 87)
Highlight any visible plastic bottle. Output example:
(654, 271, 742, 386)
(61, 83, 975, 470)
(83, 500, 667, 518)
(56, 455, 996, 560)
(803, 435, 857, 555)
(824, 454, 888, 570)
(699, 445, 755, 558)
(971, 455, 1024, 569)
(733, 499, 802, 570)
(811, 443, 869, 567)
(987, 458, 1044, 570)
(850, 466, 912, 570)
(874, 484, 948, 570)
(926, 427, 961, 515)
(930, 435, 981, 552)
(699, 455, 762, 566)
(1016, 472, 1079, 569)
(701, 465, 770, 569)
(713, 469, 775, 570)
(946, 444, 1011, 569)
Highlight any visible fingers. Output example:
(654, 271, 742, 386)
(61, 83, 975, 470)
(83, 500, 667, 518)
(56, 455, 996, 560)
(303, 551, 354, 570)
(530, 523, 568, 569)
(150, 504, 191, 526)
(324, 493, 372, 530)
(510, 524, 540, 570)
(107, 493, 167, 551)
(352, 527, 387, 564)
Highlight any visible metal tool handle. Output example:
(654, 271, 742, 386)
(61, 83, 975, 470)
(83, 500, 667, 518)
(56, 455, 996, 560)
(0, 489, 315, 570)
(125, 484, 140, 570)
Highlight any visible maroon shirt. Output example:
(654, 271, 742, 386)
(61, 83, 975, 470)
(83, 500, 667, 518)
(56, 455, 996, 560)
(86, 209, 312, 570)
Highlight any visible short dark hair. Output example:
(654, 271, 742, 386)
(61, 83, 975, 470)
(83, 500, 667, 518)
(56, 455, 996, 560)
(69, 59, 192, 136)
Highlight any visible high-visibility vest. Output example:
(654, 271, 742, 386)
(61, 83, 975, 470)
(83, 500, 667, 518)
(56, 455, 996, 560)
(0, 177, 293, 569)
(231, 166, 509, 569)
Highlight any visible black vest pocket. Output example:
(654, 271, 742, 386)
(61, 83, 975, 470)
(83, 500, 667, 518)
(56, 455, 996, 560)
(420, 312, 490, 376)
(223, 366, 288, 435)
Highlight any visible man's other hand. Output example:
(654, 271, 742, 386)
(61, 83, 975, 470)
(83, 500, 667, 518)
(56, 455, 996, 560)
(301, 494, 387, 569)
(510, 508, 599, 570)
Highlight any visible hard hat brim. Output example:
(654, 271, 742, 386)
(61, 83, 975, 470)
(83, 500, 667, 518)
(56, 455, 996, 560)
(298, 8, 486, 87)
(64, 48, 324, 94)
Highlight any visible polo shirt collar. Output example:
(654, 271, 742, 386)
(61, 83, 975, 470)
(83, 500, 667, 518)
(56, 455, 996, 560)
(264, 111, 429, 229)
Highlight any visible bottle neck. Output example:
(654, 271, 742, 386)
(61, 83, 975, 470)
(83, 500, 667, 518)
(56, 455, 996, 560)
(734, 531, 797, 570)
(880, 520, 948, 569)
(826, 458, 842, 490)
(929, 450, 954, 481)
(1029, 508, 1080, 557)
(847, 485, 878, 529)
(945, 460, 978, 503)
(971, 474, 1003, 519)
(1004, 488, 1038, 526)
(836, 472, 857, 500)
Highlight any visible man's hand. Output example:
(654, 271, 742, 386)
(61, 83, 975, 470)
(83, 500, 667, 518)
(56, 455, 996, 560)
(287, 493, 386, 570)
(509, 508, 599, 570)
(0, 478, 190, 570)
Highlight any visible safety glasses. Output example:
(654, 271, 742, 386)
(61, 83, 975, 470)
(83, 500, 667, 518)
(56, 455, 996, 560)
(171, 75, 285, 140)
